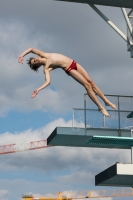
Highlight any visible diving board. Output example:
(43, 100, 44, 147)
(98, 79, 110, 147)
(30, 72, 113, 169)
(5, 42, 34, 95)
(56, 0, 133, 8)
(47, 127, 131, 149)
(95, 163, 133, 187)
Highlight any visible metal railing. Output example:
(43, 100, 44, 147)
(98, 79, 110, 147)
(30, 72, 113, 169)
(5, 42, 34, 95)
(72, 94, 133, 130)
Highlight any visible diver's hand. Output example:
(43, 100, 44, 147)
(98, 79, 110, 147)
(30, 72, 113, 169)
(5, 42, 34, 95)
(18, 55, 24, 64)
(31, 89, 39, 98)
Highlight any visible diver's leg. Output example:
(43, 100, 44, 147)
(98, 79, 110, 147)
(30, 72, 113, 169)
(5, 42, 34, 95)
(76, 63, 117, 110)
(69, 70, 110, 117)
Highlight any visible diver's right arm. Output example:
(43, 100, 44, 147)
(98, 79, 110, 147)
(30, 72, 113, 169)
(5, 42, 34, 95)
(31, 68, 51, 98)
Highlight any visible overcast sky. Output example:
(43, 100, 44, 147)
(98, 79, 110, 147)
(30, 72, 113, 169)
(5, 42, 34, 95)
(0, 0, 133, 200)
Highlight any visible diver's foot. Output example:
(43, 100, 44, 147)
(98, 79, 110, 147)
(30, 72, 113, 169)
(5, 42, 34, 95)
(98, 108, 110, 117)
(105, 101, 117, 110)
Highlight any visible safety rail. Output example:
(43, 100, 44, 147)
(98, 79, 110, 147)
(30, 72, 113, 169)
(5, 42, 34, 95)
(72, 94, 133, 130)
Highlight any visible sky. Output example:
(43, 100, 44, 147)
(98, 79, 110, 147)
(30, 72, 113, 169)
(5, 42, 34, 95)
(0, 0, 133, 200)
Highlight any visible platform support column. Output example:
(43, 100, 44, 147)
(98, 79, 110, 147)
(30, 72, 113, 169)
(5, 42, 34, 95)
(88, 3, 133, 45)
(121, 8, 133, 39)
(131, 147, 133, 164)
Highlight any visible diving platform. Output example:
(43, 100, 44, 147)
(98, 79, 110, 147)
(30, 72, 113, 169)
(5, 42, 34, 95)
(47, 127, 132, 149)
(56, 0, 133, 8)
(47, 95, 133, 149)
(95, 163, 133, 187)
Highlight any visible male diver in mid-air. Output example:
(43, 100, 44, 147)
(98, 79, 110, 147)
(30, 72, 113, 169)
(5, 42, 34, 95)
(18, 48, 117, 117)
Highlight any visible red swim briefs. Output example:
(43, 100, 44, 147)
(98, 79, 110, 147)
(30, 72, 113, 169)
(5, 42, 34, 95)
(66, 60, 77, 75)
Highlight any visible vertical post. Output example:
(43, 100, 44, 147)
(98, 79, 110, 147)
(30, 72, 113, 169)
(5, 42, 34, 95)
(131, 128, 133, 137)
(72, 109, 74, 128)
(118, 96, 121, 136)
(131, 129, 133, 164)
(131, 147, 133, 164)
(103, 115, 106, 128)
(84, 94, 86, 128)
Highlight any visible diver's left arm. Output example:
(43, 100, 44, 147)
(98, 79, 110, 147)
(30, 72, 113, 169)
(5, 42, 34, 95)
(18, 48, 45, 64)
(31, 68, 52, 98)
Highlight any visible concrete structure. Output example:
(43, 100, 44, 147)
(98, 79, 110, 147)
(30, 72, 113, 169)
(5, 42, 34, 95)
(56, 0, 133, 8)
(95, 163, 133, 187)
(47, 127, 132, 149)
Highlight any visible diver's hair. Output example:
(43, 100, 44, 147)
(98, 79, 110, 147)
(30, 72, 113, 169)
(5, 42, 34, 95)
(27, 57, 39, 72)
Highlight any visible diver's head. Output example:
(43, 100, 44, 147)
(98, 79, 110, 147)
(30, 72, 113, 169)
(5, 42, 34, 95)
(27, 57, 42, 72)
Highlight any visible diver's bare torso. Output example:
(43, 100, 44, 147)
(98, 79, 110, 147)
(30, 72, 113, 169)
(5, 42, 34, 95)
(43, 53, 73, 71)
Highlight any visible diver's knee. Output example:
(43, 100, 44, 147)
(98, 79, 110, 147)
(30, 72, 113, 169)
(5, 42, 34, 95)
(89, 80, 95, 87)
(84, 82, 92, 90)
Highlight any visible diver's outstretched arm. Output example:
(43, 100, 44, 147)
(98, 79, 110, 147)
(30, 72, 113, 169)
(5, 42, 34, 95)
(18, 48, 32, 63)
(18, 48, 45, 64)
(31, 68, 51, 98)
